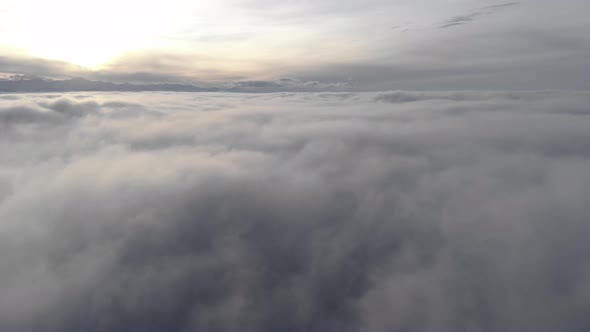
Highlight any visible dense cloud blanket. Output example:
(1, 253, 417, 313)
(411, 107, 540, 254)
(0, 91, 589, 332)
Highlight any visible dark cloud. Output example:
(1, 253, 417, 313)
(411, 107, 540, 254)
(439, 2, 519, 29)
(225, 77, 349, 92)
(0, 91, 589, 332)
(0, 54, 86, 77)
(0, 76, 350, 93)
(0, 76, 216, 93)
(480, 2, 520, 10)
(0, 53, 230, 87)
(374, 90, 561, 103)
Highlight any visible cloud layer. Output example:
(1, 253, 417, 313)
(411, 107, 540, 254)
(0, 91, 589, 332)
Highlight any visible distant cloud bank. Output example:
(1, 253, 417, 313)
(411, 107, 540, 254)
(0, 75, 349, 93)
(0, 91, 589, 332)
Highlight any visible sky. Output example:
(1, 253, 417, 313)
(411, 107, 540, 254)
(0, 0, 589, 90)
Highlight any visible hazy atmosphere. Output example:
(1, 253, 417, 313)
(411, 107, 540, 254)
(1, 0, 589, 90)
(1, 1, 589, 332)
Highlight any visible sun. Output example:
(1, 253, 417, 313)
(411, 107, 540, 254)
(9, 0, 184, 69)
(25, 37, 132, 70)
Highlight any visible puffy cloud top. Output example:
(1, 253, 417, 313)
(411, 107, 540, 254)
(0, 91, 589, 332)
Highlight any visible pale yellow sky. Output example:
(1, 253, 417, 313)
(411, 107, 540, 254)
(0, 0, 375, 72)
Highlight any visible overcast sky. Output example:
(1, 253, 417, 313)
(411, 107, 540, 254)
(0, 0, 588, 90)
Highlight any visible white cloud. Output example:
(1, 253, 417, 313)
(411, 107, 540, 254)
(0, 91, 589, 331)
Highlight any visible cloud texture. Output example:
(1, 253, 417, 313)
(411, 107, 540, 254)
(0, 91, 589, 332)
(439, 2, 519, 28)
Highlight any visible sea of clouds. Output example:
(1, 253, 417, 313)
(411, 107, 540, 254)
(0, 91, 589, 332)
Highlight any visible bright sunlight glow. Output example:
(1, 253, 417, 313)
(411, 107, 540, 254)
(4, 0, 188, 68)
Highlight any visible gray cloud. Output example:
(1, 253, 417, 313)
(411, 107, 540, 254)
(0, 53, 235, 87)
(294, 25, 590, 91)
(439, 2, 519, 29)
(225, 77, 349, 92)
(0, 54, 86, 78)
(0, 76, 217, 93)
(0, 76, 350, 93)
(481, 2, 520, 10)
(0, 91, 589, 332)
